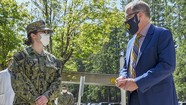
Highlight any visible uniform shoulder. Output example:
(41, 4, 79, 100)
(43, 50, 62, 67)
(44, 50, 56, 58)
(13, 50, 26, 62)
(67, 92, 73, 95)
(13, 46, 33, 61)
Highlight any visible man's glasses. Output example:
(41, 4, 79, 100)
(125, 11, 139, 21)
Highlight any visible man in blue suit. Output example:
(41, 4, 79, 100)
(115, 1, 178, 105)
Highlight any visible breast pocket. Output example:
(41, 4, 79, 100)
(25, 58, 39, 77)
(45, 64, 58, 81)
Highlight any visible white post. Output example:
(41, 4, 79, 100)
(77, 76, 85, 105)
(120, 51, 126, 105)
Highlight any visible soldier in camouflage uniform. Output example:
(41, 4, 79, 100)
(56, 85, 74, 105)
(8, 20, 62, 105)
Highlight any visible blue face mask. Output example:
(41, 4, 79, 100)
(125, 14, 140, 35)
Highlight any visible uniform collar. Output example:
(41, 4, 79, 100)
(27, 46, 47, 56)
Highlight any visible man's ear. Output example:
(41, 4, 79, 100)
(138, 12, 144, 19)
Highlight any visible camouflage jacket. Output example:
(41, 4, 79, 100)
(57, 92, 74, 105)
(9, 47, 62, 105)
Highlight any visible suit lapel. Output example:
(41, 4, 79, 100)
(136, 24, 155, 65)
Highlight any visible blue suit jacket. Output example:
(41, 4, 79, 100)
(120, 25, 178, 105)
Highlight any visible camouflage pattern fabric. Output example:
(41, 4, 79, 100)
(9, 47, 62, 105)
(26, 20, 53, 34)
(57, 92, 74, 105)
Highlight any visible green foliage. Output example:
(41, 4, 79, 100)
(77, 4, 127, 101)
(175, 44, 186, 101)
(173, 0, 186, 101)
(49, 0, 125, 72)
(0, 0, 30, 70)
(84, 26, 128, 74)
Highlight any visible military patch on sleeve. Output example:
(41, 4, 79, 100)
(14, 52, 25, 62)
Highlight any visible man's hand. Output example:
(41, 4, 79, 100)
(115, 76, 127, 88)
(35, 95, 48, 105)
(123, 78, 138, 91)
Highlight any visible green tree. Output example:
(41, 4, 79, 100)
(0, 0, 31, 70)
(81, 25, 128, 102)
(173, 0, 186, 101)
(31, 0, 64, 52)
(80, 1, 128, 102)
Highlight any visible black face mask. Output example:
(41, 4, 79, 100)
(125, 14, 140, 35)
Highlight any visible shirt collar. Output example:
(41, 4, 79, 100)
(140, 22, 151, 37)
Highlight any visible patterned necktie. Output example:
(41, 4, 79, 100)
(129, 34, 142, 78)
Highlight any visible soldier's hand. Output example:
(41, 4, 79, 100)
(35, 95, 48, 105)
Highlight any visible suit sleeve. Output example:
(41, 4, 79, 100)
(9, 53, 36, 103)
(135, 29, 176, 93)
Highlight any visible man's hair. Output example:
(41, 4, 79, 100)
(126, 1, 150, 18)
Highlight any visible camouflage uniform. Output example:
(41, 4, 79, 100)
(57, 92, 74, 105)
(8, 20, 61, 105)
